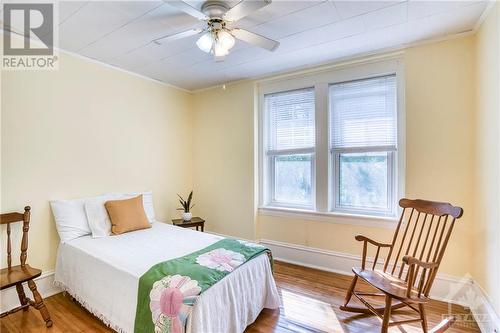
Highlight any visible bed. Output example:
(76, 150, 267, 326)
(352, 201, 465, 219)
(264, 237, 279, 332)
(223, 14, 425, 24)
(54, 221, 280, 333)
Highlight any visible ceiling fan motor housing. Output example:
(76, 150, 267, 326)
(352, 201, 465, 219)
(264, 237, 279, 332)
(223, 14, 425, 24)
(201, 1, 230, 19)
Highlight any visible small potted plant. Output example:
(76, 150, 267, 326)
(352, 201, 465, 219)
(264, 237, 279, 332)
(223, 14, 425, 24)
(177, 191, 194, 221)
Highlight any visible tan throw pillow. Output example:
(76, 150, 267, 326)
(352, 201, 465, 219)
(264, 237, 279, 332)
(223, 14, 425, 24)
(105, 195, 151, 235)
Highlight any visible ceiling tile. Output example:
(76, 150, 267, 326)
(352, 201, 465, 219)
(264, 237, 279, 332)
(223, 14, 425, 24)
(59, 1, 162, 52)
(79, 4, 199, 61)
(332, 0, 403, 19)
(407, 0, 478, 20)
(236, 1, 325, 29)
(58, 1, 88, 24)
(420, 1, 487, 35)
(249, 1, 341, 40)
(362, 2, 408, 30)
(276, 15, 366, 54)
(111, 35, 199, 70)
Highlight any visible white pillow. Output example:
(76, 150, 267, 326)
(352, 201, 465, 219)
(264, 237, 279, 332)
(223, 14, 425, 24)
(84, 195, 114, 238)
(85, 191, 156, 238)
(50, 198, 92, 243)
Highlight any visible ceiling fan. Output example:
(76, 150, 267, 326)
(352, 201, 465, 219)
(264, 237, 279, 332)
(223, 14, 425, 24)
(153, 0, 280, 61)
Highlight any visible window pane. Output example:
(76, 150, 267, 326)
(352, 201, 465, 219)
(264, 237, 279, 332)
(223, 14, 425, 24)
(338, 152, 388, 210)
(274, 154, 312, 205)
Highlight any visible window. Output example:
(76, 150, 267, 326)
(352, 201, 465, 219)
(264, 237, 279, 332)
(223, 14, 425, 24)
(329, 75, 397, 216)
(260, 60, 403, 221)
(264, 88, 315, 208)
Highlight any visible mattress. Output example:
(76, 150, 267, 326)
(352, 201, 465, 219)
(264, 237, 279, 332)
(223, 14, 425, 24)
(54, 222, 280, 333)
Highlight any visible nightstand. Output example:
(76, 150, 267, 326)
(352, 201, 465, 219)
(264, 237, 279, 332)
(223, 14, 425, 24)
(172, 217, 205, 231)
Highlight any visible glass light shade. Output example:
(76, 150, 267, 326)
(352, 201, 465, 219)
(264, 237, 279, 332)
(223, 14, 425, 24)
(196, 32, 213, 53)
(217, 30, 235, 51)
(213, 42, 229, 57)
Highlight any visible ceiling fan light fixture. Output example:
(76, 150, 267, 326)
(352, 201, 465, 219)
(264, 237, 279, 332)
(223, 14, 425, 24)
(158, 1, 279, 62)
(213, 42, 229, 57)
(196, 32, 213, 53)
(218, 30, 235, 50)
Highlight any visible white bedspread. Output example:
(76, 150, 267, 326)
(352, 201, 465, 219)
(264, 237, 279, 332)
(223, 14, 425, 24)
(54, 222, 279, 333)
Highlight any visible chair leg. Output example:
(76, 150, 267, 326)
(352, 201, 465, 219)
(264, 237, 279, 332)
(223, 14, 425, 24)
(342, 275, 358, 307)
(419, 303, 428, 333)
(27, 279, 53, 327)
(15, 284, 28, 311)
(381, 295, 392, 333)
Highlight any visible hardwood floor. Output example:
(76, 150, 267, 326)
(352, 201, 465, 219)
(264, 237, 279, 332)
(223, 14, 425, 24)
(1, 261, 479, 333)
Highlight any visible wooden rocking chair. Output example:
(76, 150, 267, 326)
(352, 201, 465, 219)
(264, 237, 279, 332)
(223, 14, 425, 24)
(340, 198, 463, 333)
(0, 206, 53, 327)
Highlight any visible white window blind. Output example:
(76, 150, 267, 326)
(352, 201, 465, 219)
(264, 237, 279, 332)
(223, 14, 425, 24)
(265, 88, 315, 151)
(329, 75, 396, 150)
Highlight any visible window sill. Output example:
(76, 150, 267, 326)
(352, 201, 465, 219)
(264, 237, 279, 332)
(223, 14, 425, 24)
(258, 206, 398, 229)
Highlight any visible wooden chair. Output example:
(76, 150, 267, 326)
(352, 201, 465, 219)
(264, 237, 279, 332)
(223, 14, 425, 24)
(340, 198, 463, 333)
(0, 206, 53, 327)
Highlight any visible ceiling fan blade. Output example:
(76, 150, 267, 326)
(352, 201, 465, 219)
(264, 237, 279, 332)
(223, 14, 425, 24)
(231, 28, 279, 51)
(224, 0, 272, 22)
(165, 1, 208, 20)
(153, 28, 203, 45)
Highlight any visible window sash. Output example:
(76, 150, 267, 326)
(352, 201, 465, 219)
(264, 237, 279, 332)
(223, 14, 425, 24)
(267, 153, 315, 209)
(331, 148, 396, 216)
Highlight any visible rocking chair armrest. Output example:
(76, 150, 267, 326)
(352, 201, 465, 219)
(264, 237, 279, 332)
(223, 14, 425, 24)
(355, 235, 392, 270)
(402, 255, 439, 269)
(355, 235, 392, 248)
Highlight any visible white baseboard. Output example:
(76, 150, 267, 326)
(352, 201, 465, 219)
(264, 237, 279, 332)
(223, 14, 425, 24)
(469, 283, 500, 333)
(260, 238, 500, 333)
(0, 270, 61, 313)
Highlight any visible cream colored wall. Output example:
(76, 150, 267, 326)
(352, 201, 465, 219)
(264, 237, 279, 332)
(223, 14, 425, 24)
(1, 52, 193, 271)
(192, 82, 256, 240)
(192, 36, 476, 278)
(474, 3, 500, 314)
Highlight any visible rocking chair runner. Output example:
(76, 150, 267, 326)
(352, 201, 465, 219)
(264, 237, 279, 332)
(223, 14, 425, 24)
(0, 206, 53, 327)
(340, 198, 463, 333)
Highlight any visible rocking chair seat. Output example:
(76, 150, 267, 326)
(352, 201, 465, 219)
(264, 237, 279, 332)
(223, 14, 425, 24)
(353, 267, 429, 303)
(0, 264, 42, 290)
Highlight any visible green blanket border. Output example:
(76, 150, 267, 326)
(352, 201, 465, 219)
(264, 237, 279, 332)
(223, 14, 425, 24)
(134, 238, 272, 333)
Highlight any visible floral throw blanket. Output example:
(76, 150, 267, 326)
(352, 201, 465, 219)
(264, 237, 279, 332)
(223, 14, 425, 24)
(134, 238, 271, 333)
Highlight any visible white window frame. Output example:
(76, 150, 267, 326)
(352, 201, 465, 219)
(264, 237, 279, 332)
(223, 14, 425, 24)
(263, 88, 317, 210)
(329, 74, 399, 218)
(258, 56, 405, 225)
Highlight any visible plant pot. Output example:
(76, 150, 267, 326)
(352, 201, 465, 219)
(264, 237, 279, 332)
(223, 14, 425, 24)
(182, 212, 192, 221)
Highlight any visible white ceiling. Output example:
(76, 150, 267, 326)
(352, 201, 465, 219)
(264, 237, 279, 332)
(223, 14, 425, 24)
(11, 1, 493, 90)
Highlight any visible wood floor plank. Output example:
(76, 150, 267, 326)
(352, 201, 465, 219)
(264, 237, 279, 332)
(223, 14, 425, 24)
(0, 261, 480, 333)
